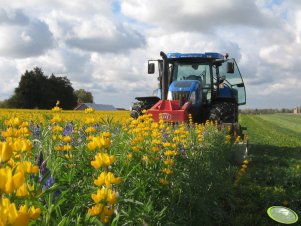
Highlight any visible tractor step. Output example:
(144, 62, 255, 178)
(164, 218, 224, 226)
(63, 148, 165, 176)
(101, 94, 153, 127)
(147, 100, 192, 122)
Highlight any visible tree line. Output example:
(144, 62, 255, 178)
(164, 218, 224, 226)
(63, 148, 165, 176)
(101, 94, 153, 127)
(0, 67, 93, 109)
(240, 108, 293, 114)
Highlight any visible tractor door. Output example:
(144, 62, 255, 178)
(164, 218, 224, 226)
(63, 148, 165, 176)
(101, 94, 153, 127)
(219, 59, 246, 105)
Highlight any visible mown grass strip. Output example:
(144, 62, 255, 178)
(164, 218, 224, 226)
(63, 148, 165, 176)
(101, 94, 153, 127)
(259, 114, 301, 134)
(232, 114, 301, 226)
(240, 114, 301, 147)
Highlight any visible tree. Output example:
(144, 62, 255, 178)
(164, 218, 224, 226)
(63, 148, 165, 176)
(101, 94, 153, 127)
(7, 67, 77, 109)
(74, 89, 94, 103)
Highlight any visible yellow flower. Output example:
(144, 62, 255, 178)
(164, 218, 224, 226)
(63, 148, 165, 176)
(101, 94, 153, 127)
(52, 125, 63, 132)
(12, 212, 30, 226)
(20, 121, 29, 127)
(88, 204, 103, 216)
(162, 168, 173, 175)
(141, 155, 148, 162)
(85, 126, 97, 134)
(16, 183, 29, 197)
(243, 160, 249, 165)
(241, 164, 247, 169)
(62, 136, 72, 142)
(51, 114, 62, 123)
(103, 205, 114, 216)
(85, 107, 94, 113)
(101, 131, 111, 138)
(12, 139, 32, 152)
(63, 144, 72, 151)
(100, 213, 110, 223)
(0, 167, 25, 194)
(0, 141, 13, 163)
(151, 146, 160, 153)
(16, 127, 31, 137)
(238, 168, 246, 176)
(91, 188, 108, 203)
(16, 161, 39, 174)
(87, 136, 111, 150)
(1, 127, 17, 138)
(85, 117, 96, 124)
(65, 153, 73, 159)
(163, 150, 178, 157)
(235, 136, 241, 144)
(94, 172, 121, 187)
(164, 159, 175, 166)
(225, 135, 231, 144)
(159, 178, 169, 185)
(52, 106, 62, 112)
(29, 206, 41, 220)
(162, 142, 171, 148)
(54, 145, 63, 151)
(131, 146, 140, 152)
(91, 153, 115, 169)
(127, 153, 133, 160)
(106, 189, 117, 205)
(5, 117, 21, 127)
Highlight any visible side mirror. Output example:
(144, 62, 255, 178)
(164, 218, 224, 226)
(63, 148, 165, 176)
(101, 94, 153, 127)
(148, 62, 155, 74)
(227, 62, 234, 73)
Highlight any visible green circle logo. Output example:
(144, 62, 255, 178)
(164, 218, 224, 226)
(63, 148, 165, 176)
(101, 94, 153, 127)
(267, 206, 298, 224)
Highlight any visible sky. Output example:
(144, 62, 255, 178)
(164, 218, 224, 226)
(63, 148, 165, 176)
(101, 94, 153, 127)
(0, 0, 301, 109)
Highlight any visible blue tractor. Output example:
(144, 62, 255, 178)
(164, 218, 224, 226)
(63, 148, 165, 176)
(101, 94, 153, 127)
(131, 51, 246, 124)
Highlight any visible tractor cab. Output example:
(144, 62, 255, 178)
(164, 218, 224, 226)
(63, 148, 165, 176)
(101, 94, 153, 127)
(150, 53, 245, 105)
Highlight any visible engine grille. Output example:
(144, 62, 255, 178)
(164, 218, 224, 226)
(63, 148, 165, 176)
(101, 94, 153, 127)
(172, 91, 190, 102)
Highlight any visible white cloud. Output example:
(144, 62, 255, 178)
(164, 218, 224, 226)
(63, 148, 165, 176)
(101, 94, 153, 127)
(120, 0, 278, 32)
(65, 23, 146, 53)
(0, 10, 54, 58)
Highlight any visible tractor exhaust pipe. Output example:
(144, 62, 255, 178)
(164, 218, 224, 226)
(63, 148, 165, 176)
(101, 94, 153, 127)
(160, 51, 168, 100)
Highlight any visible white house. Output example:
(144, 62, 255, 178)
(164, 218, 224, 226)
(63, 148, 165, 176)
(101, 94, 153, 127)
(293, 107, 301, 114)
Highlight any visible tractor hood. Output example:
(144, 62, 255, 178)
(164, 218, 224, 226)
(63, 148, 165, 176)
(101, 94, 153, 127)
(168, 80, 202, 105)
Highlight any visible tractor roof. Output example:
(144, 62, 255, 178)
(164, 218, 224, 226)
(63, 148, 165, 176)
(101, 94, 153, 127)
(166, 52, 224, 60)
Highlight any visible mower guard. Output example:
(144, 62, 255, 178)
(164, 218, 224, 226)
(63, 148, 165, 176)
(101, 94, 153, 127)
(147, 100, 192, 122)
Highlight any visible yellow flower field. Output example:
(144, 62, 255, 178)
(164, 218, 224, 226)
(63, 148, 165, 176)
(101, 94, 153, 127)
(0, 106, 240, 225)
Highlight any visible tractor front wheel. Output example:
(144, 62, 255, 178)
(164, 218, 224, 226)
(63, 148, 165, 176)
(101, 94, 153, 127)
(130, 101, 145, 118)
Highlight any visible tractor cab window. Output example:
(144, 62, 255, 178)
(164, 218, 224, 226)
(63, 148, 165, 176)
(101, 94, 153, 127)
(172, 62, 209, 82)
(219, 59, 246, 105)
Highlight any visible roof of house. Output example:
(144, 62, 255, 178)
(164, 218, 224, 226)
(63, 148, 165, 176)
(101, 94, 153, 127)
(74, 103, 116, 110)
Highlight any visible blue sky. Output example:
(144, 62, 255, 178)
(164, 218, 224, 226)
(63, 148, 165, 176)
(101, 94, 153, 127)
(0, 0, 301, 109)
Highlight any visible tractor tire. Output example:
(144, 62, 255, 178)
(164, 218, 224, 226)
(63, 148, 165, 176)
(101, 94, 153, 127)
(130, 101, 144, 119)
(130, 97, 161, 119)
(209, 102, 238, 124)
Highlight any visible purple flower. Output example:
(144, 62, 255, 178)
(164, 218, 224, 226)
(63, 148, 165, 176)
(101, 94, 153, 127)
(63, 122, 74, 136)
(42, 176, 55, 190)
(162, 129, 168, 141)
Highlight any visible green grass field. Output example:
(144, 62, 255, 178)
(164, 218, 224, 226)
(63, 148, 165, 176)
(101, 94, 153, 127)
(232, 114, 301, 225)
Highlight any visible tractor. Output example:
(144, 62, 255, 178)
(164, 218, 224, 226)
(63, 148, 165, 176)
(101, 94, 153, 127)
(131, 51, 248, 163)
(131, 51, 246, 125)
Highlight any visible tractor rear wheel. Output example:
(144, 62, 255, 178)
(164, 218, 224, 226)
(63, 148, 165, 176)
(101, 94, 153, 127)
(209, 102, 238, 124)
